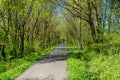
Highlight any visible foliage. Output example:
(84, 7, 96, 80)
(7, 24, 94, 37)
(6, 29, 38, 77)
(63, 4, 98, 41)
(0, 0, 61, 60)
(67, 44, 120, 80)
(0, 0, 120, 79)
(0, 46, 56, 80)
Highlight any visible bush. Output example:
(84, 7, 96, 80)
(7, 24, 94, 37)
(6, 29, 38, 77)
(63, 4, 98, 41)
(24, 44, 35, 55)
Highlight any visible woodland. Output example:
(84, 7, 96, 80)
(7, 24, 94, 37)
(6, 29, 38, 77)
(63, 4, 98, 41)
(0, 0, 120, 80)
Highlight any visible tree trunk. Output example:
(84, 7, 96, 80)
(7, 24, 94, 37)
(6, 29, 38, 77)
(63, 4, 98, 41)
(20, 24, 25, 57)
(87, 0, 100, 53)
(79, 18, 83, 49)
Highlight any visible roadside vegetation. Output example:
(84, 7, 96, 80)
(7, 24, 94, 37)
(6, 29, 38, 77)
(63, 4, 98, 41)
(67, 43, 120, 80)
(0, 0, 120, 80)
(0, 0, 60, 80)
(61, 0, 120, 79)
(0, 46, 56, 80)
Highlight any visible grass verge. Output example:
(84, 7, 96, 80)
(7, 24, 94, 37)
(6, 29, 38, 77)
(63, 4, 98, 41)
(0, 46, 56, 80)
(67, 45, 120, 80)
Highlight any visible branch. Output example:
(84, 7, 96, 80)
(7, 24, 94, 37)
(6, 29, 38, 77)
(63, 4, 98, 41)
(50, 0, 89, 23)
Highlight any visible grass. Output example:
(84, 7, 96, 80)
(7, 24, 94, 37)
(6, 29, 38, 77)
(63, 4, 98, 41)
(0, 46, 56, 80)
(67, 45, 120, 80)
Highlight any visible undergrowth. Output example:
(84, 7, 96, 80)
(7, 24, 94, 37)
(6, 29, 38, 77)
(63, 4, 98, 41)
(67, 44, 120, 80)
(0, 46, 56, 80)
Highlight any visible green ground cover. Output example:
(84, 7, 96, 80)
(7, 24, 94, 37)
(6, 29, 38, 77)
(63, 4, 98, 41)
(67, 45, 120, 80)
(0, 46, 56, 80)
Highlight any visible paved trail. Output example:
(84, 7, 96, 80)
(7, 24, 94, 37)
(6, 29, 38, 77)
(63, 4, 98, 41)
(15, 44, 67, 80)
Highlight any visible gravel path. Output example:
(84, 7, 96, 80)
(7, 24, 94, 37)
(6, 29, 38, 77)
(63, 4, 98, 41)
(15, 44, 67, 80)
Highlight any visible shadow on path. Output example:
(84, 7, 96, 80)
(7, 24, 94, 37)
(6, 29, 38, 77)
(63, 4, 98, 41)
(38, 44, 67, 63)
(15, 43, 68, 80)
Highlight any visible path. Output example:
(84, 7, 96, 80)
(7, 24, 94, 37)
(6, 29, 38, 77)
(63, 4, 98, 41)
(15, 44, 67, 80)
